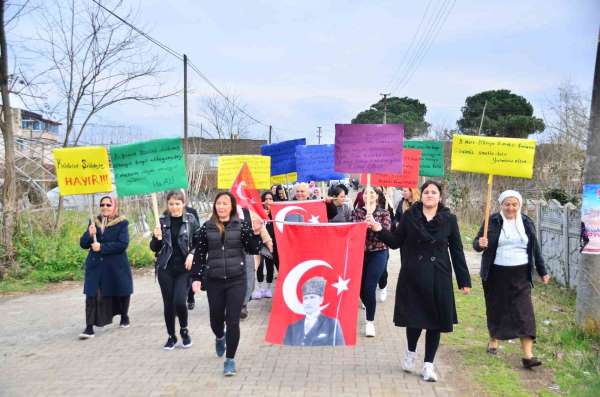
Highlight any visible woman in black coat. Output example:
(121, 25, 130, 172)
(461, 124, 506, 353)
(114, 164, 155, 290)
(79, 196, 133, 339)
(366, 180, 471, 382)
(473, 190, 549, 369)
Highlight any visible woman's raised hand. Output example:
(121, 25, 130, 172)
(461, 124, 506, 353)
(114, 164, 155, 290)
(478, 237, 488, 249)
(365, 214, 382, 232)
(88, 224, 97, 237)
(153, 226, 162, 240)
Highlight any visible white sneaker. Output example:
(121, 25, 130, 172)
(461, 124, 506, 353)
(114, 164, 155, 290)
(422, 362, 438, 382)
(365, 321, 376, 337)
(379, 287, 388, 302)
(401, 350, 416, 372)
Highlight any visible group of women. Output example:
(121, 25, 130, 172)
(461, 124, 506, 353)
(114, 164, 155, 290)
(79, 181, 549, 380)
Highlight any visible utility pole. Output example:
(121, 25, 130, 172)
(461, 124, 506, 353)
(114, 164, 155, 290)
(183, 54, 189, 165)
(477, 100, 488, 135)
(380, 92, 391, 124)
(268, 125, 272, 144)
(317, 126, 322, 144)
(576, 29, 600, 334)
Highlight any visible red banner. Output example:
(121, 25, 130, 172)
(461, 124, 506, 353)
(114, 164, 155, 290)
(360, 148, 422, 188)
(265, 222, 367, 346)
(270, 200, 328, 236)
(231, 163, 269, 220)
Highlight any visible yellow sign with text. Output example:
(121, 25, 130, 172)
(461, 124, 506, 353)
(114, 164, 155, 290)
(451, 135, 536, 179)
(53, 146, 113, 195)
(271, 172, 297, 185)
(217, 155, 271, 189)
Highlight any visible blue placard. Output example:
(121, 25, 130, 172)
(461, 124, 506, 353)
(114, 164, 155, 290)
(296, 144, 344, 182)
(261, 138, 306, 176)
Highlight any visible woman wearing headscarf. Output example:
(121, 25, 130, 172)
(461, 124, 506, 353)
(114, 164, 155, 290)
(473, 190, 550, 369)
(366, 180, 471, 382)
(79, 196, 133, 339)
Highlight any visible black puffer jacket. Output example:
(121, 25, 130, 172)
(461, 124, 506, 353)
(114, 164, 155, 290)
(473, 212, 547, 284)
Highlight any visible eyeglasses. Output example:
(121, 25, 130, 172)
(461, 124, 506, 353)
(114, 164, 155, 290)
(100, 203, 112, 207)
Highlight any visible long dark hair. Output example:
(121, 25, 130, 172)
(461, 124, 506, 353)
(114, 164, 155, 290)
(210, 192, 237, 234)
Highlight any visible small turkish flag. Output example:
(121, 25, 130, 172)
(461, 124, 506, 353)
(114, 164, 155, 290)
(270, 200, 328, 237)
(265, 222, 367, 346)
(230, 163, 268, 220)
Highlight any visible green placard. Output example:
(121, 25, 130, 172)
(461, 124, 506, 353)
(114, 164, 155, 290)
(404, 140, 444, 177)
(110, 138, 188, 197)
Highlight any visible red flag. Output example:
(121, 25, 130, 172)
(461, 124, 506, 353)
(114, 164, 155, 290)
(360, 148, 422, 188)
(270, 200, 329, 237)
(265, 223, 367, 346)
(231, 163, 268, 220)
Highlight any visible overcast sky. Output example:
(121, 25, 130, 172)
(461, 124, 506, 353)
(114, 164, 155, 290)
(11, 0, 600, 144)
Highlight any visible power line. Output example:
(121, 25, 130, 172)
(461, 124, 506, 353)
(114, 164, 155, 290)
(90, 0, 300, 139)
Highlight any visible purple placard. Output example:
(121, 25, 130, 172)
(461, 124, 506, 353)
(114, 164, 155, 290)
(334, 124, 404, 173)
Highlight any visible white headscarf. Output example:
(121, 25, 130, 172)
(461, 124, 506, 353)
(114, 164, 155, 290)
(498, 190, 527, 242)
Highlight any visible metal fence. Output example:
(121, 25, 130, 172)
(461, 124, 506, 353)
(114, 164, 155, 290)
(529, 199, 582, 289)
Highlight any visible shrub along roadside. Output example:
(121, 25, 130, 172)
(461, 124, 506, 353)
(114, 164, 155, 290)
(0, 210, 154, 293)
(447, 276, 600, 397)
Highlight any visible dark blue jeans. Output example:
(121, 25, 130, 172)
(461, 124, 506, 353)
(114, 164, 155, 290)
(361, 249, 388, 322)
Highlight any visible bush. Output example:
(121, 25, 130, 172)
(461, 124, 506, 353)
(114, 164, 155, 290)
(544, 188, 580, 206)
(7, 210, 154, 287)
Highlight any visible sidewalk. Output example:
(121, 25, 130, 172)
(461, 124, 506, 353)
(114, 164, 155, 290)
(0, 251, 481, 397)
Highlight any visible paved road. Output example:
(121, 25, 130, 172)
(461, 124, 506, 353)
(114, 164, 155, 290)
(0, 251, 482, 397)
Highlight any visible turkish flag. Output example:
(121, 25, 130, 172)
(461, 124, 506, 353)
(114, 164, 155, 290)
(265, 223, 367, 346)
(270, 200, 328, 238)
(360, 148, 422, 188)
(230, 163, 268, 220)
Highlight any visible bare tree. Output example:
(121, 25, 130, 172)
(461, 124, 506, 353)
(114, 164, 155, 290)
(32, 0, 172, 147)
(27, 0, 174, 225)
(199, 94, 254, 153)
(0, 0, 17, 278)
(537, 82, 590, 196)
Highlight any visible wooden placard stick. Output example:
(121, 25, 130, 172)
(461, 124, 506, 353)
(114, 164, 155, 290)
(483, 174, 494, 239)
(151, 193, 161, 230)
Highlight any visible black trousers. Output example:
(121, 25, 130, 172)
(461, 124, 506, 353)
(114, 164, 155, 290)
(205, 275, 247, 359)
(257, 256, 276, 283)
(406, 327, 441, 363)
(157, 268, 190, 336)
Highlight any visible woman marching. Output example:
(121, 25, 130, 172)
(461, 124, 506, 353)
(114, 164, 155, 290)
(252, 191, 278, 299)
(191, 192, 263, 376)
(150, 190, 201, 350)
(352, 186, 391, 338)
(473, 190, 550, 369)
(79, 196, 133, 339)
(326, 184, 352, 222)
(366, 180, 471, 382)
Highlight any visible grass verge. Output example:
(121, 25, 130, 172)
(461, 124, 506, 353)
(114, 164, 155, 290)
(447, 276, 600, 396)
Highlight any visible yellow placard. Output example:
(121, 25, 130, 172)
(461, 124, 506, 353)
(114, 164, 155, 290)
(451, 134, 536, 179)
(217, 155, 271, 189)
(271, 172, 297, 185)
(53, 146, 113, 196)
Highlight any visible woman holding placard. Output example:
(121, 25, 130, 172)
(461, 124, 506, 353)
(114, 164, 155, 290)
(191, 192, 263, 376)
(352, 186, 391, 338)
(150, 190, 201, 351)
(473, 190, 549, 369)
(366, 180, 471, 382)
(79, 196, 133, 339)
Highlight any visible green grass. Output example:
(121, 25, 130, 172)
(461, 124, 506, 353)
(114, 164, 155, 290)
(0, 211, 154, 294)
(460, 222, 480, 248)
(447, 276, 600, 396)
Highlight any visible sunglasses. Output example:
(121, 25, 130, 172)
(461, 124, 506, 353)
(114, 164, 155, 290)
(99, 203, 112, 208)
